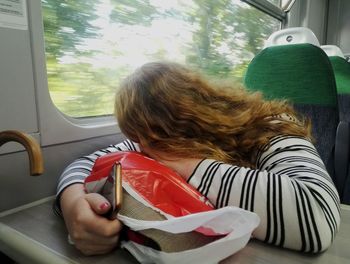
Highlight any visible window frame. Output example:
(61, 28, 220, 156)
(28, 0, 119, 146)
(241, 0, 289, 21)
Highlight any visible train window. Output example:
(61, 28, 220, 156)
(266, 0, 281, 6)
(41, 0, 281, 118)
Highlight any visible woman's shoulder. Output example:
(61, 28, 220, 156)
(256, 135, 319, 168)
(110, 139, 141, 152)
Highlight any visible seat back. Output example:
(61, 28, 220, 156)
(264, 27, 320, 48)
(321, 45, 350, 203)
(321, 45, 345, 58)
(321, 45, 350, 122)
(244, 28, 339, 183)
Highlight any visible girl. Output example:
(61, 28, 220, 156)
(56, 62, 340, 255)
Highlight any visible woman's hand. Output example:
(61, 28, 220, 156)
(60, 184, 122, 256)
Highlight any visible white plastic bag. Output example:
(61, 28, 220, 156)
(118, 206, 260, 264)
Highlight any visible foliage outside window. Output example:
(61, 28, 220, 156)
(42, 0, 281, 118)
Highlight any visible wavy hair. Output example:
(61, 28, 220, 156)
(115, 62, 311, 168)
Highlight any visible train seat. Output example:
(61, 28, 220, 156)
(322, 45, 350, 203)
(244, 28, 342, 197)
(321, 45, 350, 121)
(346, 54, 350, 62)
(264, 27, 320, 48)
(321, 45, 346, 58)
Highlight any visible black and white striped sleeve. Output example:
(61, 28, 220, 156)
(187, 135, 340, 253)
(56, 139, 140, 197)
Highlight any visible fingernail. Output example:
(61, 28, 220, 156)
(99, 202, 109, 210)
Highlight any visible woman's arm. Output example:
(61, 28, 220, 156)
(184, 136, 340, 253)
(55, 139, 140, 255)
(56, 139, 140, 199)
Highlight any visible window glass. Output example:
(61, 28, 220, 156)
(42, 0, 281, 118)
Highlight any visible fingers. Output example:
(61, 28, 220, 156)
(69, 220, 120, 244)
(70, 229, 120, 255)
(85, 192, 111, 215)
(72, 231, 120, 245)
(61, 191, 124, 256)
(83, 193, 123, 236)
(84, 216, 123, 237)
(69, 206, 122, 255)
(74, 235, 120, 256)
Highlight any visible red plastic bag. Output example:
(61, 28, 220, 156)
(84, 151, 214, 218)
(84, 151, 260, 263)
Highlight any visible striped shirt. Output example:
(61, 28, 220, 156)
(56, 136, 340, 253)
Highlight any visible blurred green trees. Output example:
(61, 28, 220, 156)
(42, 0, 99, 59)
(42, 0, 280, 117)
(185, 0, 279, 77)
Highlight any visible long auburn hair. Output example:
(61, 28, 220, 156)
(115, 61, 312, 168)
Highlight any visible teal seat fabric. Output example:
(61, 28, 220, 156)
(244, 43, 339, 186)
(244, 44, 337, 106)
(329, 56, 350, 122)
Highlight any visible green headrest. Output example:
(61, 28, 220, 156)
(329, 56, 350, 94)
(244, 44, 337, 106)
